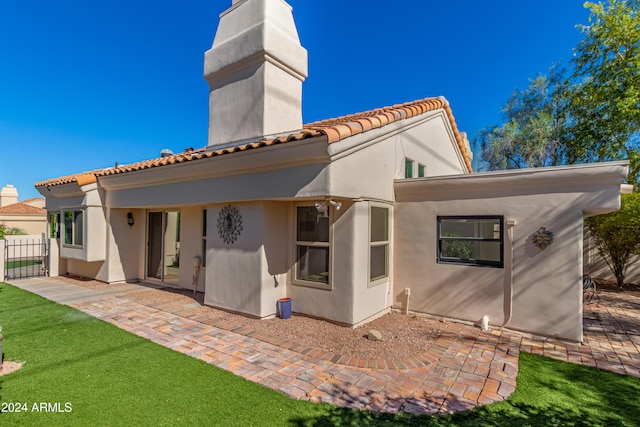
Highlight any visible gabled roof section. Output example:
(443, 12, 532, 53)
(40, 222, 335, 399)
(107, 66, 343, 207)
(35, 97, 472, 188)
(0, 201, 47, 215)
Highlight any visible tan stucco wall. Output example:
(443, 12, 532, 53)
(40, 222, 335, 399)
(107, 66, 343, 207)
(102, 149, 331, 208)
(351, 201, 393, 325)
(101, 208, 145, 283)
(65, 259, 103, 279)
(200, 199, 391, 325)
(99, 109, 468, 210)
(0, 215, 46, 235)
(394, 163, 627, 342)
(289, 200, 356, 324)
(327, 111, 469, 201)
(290, 200, 392, 326)
(176, 206, 206, 291)
(205, 0, 307, 146)
(204, 201, 288, 318)
(43, 184, 107, 263)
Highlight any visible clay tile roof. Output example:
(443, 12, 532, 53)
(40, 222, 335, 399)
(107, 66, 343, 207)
(20, 197, 43, 204)
(35, 97, 472, 188)
(0, 202, 46, 215)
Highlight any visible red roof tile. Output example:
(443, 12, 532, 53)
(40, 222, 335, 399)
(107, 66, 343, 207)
(0, 202, 47, 215)
(35, 97, 472, 188)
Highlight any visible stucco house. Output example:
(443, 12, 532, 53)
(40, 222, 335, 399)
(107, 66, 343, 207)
(35, 0, 628, 342)
(0, 184, 47, 235)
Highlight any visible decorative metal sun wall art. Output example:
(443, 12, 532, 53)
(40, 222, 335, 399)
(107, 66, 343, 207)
(532, 226, 554, 251)
(217, 205, 243, 244)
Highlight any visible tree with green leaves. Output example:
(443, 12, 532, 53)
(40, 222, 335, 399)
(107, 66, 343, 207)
(586, 192, 640, 288)
(565, 0, 640, 189)
(478, 0, 639, 184)
(477, 68, 567, 170)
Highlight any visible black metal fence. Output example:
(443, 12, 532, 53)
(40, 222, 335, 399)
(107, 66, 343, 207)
(3, 238, 49, 280)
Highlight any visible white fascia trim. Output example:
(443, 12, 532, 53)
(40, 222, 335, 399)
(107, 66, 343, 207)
(395, 161, 630, 197)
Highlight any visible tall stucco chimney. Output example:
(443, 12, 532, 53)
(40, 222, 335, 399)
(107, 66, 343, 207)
(0, 184, 18, 207)
(204, 0, 308, 147)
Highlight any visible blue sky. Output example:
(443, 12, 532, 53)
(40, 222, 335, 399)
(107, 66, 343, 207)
(0, 1, 590, 201)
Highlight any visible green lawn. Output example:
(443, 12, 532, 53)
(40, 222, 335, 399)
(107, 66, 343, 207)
(3, 260, 41, 270)
(1, 283, 638, 426)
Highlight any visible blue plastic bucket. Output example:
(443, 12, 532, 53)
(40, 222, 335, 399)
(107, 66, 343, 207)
(277, 298, 292, 319)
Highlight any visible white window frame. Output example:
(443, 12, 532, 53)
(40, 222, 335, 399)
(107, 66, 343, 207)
(62, 209, 84, 248)
(368, 202, 391, 287)
(292, 203, 332, 290)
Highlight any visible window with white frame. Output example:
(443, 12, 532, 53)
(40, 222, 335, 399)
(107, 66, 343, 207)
(295, 206, 330, 286)
(369, 204, 390, 285)
(418, 163, 426, 177)
(63, 210, 84, 247)
(437, 216, 503, 268)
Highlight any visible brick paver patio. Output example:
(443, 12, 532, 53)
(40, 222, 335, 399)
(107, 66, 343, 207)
(8, 278, 640, 415)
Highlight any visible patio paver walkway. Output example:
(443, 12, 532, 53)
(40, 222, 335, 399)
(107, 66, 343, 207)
(7, 277, 640, 415)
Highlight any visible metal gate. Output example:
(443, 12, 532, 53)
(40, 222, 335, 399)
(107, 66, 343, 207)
(3, 238, 49, 280)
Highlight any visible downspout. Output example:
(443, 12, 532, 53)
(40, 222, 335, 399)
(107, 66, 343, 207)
(192, 255, 202, 293)
(502, 219, 516, 327)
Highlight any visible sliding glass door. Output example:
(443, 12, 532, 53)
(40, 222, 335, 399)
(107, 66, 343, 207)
(147, 211, 180, 285)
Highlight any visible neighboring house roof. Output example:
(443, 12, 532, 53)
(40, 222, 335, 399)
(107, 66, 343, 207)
(35, 97, 472, 189)
(19, 197, 45, 208)
(0, 201, 47, 215)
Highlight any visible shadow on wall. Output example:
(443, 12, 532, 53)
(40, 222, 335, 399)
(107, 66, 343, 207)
(396, 220, 582, 337)
(110, 208, 144, 283)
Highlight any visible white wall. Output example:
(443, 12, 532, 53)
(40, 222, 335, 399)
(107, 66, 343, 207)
(261, 202, 290, 316)
(202, 199, 392, 325)
(178, 206, 207, 291)
(327, 111, 469, 201)
(394, 163, 627, 342)
(289, 200, 392, 326)
(351, 201, 393, 325)
(289, 200, 356, 324)
(205, 0, 307, 146)
(102, 208, 145, 283)
(44, 184, 107, 263)
(204, 201, 288, 318)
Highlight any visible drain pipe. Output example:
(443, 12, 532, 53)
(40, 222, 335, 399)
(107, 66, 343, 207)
(404, 288, 411, 315)
(192, 256, 202, 293)
(502, 219, 516, 327)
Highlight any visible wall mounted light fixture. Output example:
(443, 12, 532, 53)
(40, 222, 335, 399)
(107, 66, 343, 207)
(127, 212, 135, 227)
(314, 199, 342, 211)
